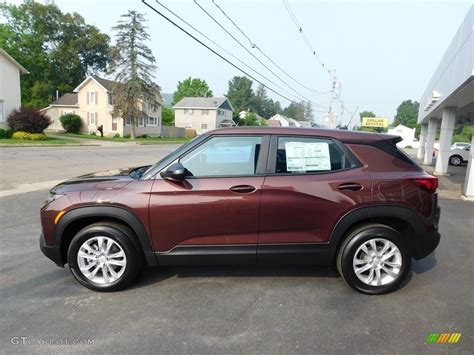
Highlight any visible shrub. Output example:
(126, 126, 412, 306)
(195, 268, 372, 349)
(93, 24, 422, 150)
(12, 131, 48, 140)
(89, 131, 96, 136)
(0, 128, 4, 139)
(59, 113, 82, 133)
(5, 129, 13, 138)
(138, 134, 148, 139)
(7, 108, 51, 133)
(113, 133, 121, 138)
(123, 134, 131, 138)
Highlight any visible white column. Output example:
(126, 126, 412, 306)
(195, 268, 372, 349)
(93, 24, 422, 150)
(434, 108, 456, 175)
(423, 117, 438, 165)
(462, 135, 474, 200)
(417, 123, 428, 160)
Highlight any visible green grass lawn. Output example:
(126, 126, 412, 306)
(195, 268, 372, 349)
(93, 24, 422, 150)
(59, 133, 192, 144)
(0, 136, 76, 145)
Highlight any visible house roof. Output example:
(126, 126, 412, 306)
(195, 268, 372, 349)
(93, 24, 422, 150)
(73, 75, 115, 92)
(0, 48, 29, 74)
(51, 93, 78, 106)
(173, 97, 233, 111)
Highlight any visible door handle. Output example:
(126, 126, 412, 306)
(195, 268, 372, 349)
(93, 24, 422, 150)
(229, 185, 256, 194)
(337, 183, 363, 191)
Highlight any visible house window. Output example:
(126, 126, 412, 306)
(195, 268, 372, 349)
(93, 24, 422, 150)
(108, 94, 115, 105)
(148, 116, 158, 126)
(218, 109, 226, 117)
(125, 117, 131, 126)
(88, 112, 96, 126)
(184, 109, 194, 115)
(148, 102, 159, 111)
(88, 92, 97, 105)
(62, 110, 74, 115)
(112, 117, 118, 131)
(201, 123, 208, 130)
(0, 100, 5, 122)
(138, 117, 145, 127)
(202, 109, 209, 115)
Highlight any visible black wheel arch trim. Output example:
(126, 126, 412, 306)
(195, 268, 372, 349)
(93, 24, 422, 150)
(54, 205, 157, 266)
(329, 205, 439, 259)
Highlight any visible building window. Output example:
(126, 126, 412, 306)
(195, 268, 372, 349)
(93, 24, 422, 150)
(0, 100, 5, 122)
(62, 110, 74, 115)
(88, 91, 97, 105)
(88, 112, 96, 126)
(148, 102, 159, 111)
(108, 94, 115, 105)
(125, 117, 131, 126)
(218, 109, 226, 117)
(138, 117, 145, 127)
(148, 116, 158, 126)
(202, 109, 209, 115)
(201, 123, 208, 130)
(184, 109, 194, 115)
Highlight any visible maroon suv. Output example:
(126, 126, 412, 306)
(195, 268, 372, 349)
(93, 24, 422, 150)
(40, 127, 440, 294)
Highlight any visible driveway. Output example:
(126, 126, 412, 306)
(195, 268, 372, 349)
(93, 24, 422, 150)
(0, 145, 472, 353)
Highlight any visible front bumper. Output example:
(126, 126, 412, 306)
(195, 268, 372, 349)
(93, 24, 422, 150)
(39, 233, 64, 267)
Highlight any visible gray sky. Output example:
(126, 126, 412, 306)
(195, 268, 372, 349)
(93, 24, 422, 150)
(8, 0, 473, 125)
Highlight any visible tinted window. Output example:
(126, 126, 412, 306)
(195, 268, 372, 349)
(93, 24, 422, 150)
(180, 136, 262, 177)
(275, 137, 352, 173)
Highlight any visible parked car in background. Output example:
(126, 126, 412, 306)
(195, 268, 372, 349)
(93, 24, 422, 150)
(449, 145, 471, 166)
(40, 127, 441, 295)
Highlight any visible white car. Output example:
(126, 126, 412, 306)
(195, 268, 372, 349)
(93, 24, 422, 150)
(449, 146, 470, 166)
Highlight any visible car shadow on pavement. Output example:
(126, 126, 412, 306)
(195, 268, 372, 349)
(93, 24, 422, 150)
(411, 252, 437, 274)
(130, 265, 341, 290)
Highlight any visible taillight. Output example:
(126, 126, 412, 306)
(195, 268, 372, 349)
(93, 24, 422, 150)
(405, 175, 438, 192)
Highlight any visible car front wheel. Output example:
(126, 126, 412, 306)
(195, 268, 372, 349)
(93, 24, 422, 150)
(337, 224, 411, 294)
(449, 155, 463, 166)
(67, 223, 142, 292)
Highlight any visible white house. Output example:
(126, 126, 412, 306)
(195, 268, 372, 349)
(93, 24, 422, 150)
(387, 124, 416, 148)
(174, 97, 236, 134)
(269, 114, 303, 127)
(0, 48, 28, 128)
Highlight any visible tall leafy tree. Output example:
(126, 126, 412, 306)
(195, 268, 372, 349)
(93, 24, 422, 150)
(226, 76, 254, 116)
(162, 107, 175, 126)
(0, 1, 110, 108)
(283, 101, 306, 121)
(108, 11, 160, 139)
(251, 84, 281, 119)
(304, 101, 313, 121)
(359, 110, 376, 124)
(393, 100, 420, 128)
(172, 77, 213, 105)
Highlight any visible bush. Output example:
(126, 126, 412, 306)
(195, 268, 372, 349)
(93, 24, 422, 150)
(138, 134, 148, 139)
(12, 131, 48, 140)
(0, 128, 4, 139)
(113, 133, 121, 138)
(5, 129, 13, 138)
(7, 108, 51, 133)
(59, 113, 82, 133)
(123, 134, 131, 138)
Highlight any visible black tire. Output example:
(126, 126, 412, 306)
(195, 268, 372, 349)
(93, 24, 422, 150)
(336, 223, 411, 295)
(68, 222, 142, 292)
(449, 154, 463, 166)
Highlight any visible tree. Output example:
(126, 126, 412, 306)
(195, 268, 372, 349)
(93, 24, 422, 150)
(108, 11, 160, 139)
(226, 76, 254, 116)
(393, 100, 420, 128)
(283, 101, 306, 121)
(304, 101, 313, 121)
(162, 107, 175, 126)
(172, 77, 213, 105)
(240, 112, 266, 126)
(251, 84, 282, 119)
(0, 1, 110, 108)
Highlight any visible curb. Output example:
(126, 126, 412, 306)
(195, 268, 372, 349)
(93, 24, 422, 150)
(0, 144, 100, 148)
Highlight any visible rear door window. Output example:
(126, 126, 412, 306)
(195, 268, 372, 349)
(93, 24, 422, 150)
(274, 136, 354, 173)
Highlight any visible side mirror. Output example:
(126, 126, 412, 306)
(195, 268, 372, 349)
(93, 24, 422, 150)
(160, 163, 188, 182)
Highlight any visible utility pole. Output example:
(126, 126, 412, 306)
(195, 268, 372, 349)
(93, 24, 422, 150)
(339, 100, 344, 127)
(327, 69, 340, 129)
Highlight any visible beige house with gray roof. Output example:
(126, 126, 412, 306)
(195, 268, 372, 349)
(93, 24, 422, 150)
(174, 97, 236, 134)
(42, 76, 162, 136)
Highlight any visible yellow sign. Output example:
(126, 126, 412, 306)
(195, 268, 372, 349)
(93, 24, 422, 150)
(362, 117, 388, 128)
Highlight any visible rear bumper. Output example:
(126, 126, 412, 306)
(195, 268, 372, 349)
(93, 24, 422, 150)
(39, 233, 63, 266)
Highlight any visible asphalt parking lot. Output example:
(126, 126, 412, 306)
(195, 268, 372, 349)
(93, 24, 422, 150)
(0, 145, 473, 354)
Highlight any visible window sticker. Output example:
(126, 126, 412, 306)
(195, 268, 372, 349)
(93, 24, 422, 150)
(285, 141, 331, 171)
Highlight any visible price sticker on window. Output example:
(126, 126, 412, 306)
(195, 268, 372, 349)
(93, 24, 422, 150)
(285, 141, 331, 172)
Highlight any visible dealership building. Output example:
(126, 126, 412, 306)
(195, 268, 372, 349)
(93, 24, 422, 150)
(417, 5, 473, 199)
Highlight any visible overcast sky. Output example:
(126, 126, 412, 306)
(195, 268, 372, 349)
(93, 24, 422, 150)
(7, 0, 473, 125)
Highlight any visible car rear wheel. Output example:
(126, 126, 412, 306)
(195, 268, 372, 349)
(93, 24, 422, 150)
(337, 224, 411, 295)
(449, 154, 463, 166)
(68, 223, 142, 292)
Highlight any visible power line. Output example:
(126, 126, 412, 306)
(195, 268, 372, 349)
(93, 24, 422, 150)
(211, 0, 331, 95)
(142, 0, 327, 111)
(152, 0, 306, 106)
(193, 0, 327, 110)
(282, 0, 330, 75)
